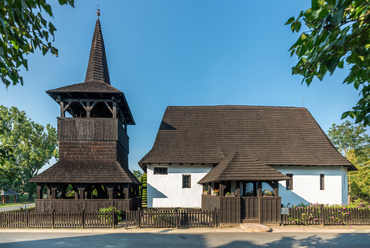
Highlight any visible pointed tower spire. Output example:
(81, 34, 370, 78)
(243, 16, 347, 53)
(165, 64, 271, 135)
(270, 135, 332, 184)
(84, 13, 111, 85)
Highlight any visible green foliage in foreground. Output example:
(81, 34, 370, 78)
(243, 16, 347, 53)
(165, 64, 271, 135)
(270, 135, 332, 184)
(0, 0, 74, 87)
(99, 207, 124, 221)
(286, 0, 370, 125)
(0, 105, 58, 200)
(327, 121, 370, 199)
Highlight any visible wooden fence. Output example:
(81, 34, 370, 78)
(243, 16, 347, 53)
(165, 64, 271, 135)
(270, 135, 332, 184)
(0, 209, 217, 228)
(202, 195, 240, 223)
(125, 209, 218, 228)
(282, 206, 370, 225)
(0, 210, 115, 228)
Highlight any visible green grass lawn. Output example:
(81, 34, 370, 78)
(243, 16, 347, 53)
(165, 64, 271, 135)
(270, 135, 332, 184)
(0, 194, 36, 208)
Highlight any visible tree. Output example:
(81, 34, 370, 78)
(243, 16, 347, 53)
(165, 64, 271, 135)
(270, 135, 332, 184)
(0, 105, 58, 200)
(286, 0, 370, 125)
(133, 170, 143, 181)
(346, 149, 370, 199)
(0, 0, 74, 87)
(327, 120, 370, 199)
(0, 116, 18, 190)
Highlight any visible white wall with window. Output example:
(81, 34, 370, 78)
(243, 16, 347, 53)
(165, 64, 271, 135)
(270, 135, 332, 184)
(274, 166, 349, 207)
(147, 164, 213, 208)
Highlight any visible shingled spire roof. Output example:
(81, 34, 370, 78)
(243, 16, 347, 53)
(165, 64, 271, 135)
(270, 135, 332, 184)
(84, 18, 111, 84)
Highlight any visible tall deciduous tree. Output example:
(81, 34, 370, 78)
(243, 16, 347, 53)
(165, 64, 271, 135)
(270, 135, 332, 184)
(0, 0, 74, 87)
(328, 120, 370, 199)
(0, 116, 17, 190)
(286, 0, 370, 125)
(0, 105, 58, 200)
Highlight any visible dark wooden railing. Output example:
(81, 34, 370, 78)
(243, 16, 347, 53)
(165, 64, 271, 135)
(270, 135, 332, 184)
(125, 209, 218, 228)
(35, 198, 139, 212)
(0, 210, 115, 228)
(0, 209, 217, 228)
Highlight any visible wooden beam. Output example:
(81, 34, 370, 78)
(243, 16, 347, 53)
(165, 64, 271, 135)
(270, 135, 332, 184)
(104, 101, 114, 115)
(60, 101, 65, 118)
(64, 98, 114, 103)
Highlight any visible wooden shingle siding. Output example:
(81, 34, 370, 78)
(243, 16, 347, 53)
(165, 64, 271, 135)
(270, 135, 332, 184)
(58, 118, 123, 141)
(59, 141, 117, 161)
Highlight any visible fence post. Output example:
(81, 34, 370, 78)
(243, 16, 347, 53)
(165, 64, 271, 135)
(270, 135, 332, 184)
(52, 209, 55, 229)
(320, 204, 324, 226)
(112, 209, 115, 228)
(82, 209, 85, 229)
(176, 209, 179, 228)
(26, 210, 29, 228)
(137, 207, 141, 228)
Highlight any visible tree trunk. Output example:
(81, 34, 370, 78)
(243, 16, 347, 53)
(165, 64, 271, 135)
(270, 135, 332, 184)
(28, 192, 34, 201)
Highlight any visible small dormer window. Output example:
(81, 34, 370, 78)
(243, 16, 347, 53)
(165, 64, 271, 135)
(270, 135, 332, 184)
(154, 167, 168, 175)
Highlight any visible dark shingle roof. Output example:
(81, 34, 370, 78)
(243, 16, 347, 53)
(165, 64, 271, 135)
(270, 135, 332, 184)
(85, 18, 110, 84)
(29, 161, 140, 184)
(46, 80, 121, 94)
(139, 105, 355, 171)
(199, 152, 291, 183)
(0, 187, 19, 196)
(45, 18, 135, 125)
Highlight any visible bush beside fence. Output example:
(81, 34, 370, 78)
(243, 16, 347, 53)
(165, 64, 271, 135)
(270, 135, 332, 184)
(282, 206, 370, 225)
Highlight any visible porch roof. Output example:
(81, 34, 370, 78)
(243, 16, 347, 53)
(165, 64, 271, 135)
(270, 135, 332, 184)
(29, 161, 140, 184)
(198, 151, 291, 184)
(0, 188, 19, 196)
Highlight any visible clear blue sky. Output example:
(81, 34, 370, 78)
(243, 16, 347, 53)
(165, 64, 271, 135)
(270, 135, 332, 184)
(0, 0, 360, 173)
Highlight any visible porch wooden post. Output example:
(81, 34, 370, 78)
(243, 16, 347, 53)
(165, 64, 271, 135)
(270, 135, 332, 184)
(220, 182, 226, 196)
(123, 184, 129, 199)
(207, 183, 212, 195)
(60, 100, 65, 118)
(50, 186, 58, 199)
(46, 185, 52, 199)
(36, 184, 43, 199)
(274, 181, 279, 197)
(74, 190, 79, 199)
(2, 195, 4, 204)
(235, 181, 240, 197)
(257, 181, 262, 197)
(105, 184, 115, 199)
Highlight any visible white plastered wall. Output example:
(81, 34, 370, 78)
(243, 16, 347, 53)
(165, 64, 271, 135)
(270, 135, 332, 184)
(274, 166, 348, 207)
(147, 164, 213, 208)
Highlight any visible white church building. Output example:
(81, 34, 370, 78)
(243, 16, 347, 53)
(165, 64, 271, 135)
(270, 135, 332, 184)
(139, 106, 354, 223)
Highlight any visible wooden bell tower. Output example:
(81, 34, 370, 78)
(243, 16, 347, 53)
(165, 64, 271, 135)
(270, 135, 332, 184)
(30, 16, 140, 212)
